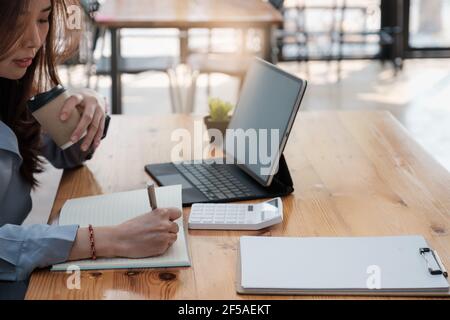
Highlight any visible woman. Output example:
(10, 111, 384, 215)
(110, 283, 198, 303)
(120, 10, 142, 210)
(0, 0, 181, 282)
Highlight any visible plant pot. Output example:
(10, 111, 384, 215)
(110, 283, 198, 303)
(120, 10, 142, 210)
(204, 115, 230, 144)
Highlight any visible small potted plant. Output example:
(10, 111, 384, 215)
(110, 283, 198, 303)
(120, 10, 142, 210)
(204, 98, 234, 140)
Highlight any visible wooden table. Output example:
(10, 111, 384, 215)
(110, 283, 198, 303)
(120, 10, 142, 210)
(26, 111, 450, 299)
(95, 0, 283, 114)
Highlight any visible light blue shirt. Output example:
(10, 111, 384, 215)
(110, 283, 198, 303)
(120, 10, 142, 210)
(0, 120, 94, 281)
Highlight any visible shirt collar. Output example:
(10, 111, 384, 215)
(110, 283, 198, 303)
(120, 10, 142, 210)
(0, 120, 23, 160)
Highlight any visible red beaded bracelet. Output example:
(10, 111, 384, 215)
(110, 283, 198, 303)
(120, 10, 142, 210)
(88, 224, 97, 260)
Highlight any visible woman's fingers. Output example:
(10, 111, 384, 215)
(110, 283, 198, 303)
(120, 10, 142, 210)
(60, 94, 83, 121)
(167, 233, 178, 247)
(70, 98, 96, 144)
(167, 208, 182, 221)
(61, 90, 107, 150)
(168, 221, 179, 234)
(81, 107, 105, 151)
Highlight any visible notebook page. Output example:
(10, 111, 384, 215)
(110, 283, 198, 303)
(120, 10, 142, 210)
(52, 185, 190, 270)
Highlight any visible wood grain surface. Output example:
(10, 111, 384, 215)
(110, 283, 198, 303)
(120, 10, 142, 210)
(26, 111, 450, 299)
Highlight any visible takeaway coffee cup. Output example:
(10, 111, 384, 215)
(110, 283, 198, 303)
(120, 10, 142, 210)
(28, 85, 86, 150)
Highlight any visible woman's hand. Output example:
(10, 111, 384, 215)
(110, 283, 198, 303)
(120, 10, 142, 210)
(68, 208, 182, 262)
(111, 208, 182, 258)
(60, 88, 107, 152)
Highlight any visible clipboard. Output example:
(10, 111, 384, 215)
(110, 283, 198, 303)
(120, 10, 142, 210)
(236, 236, 450, 296)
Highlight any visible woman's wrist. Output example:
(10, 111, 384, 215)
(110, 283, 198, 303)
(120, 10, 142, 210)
(68, 226, 119, 261)
(94, 226, 119, 258)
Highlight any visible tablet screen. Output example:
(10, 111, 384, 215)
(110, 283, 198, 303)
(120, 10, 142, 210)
(226, 59, 307, 186)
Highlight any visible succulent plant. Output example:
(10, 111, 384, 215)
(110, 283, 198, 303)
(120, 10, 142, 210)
(208, 97, 233, 122)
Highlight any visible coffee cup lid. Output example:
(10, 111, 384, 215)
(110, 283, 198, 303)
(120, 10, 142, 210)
(28, 84, 67, 113)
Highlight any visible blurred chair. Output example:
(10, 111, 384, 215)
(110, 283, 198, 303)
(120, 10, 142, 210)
(185, 27, 256, 113)
(185, 0, 291, 113)
(185, 52, 251, 113)
(327, 0, 402, 78)
(79, 0, 181, 112)
(270, 0, 310, 71)
(274, 0, 402, 79)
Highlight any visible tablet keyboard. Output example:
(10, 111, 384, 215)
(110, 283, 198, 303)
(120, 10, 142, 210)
(174, 162, 252, 201)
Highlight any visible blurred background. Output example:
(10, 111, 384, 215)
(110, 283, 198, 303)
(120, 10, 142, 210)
(29, 0, 450, 223)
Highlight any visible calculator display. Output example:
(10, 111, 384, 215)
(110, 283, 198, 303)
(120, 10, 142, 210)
(262, 199, 278, 211)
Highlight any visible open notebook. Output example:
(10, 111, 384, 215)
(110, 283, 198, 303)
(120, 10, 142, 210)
(237, 236, 450, 296)
(52, 184, 191, 271)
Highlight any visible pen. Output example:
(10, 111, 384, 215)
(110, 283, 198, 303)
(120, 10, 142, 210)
(147, 182, 158, 210)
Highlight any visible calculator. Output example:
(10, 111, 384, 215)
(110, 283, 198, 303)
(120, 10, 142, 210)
(188, 198, 283, 230)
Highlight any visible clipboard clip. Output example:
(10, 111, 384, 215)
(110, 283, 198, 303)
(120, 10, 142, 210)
(420, 248, 448, 278)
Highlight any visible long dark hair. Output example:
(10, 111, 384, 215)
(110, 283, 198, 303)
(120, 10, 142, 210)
(0, 0, 81, 187)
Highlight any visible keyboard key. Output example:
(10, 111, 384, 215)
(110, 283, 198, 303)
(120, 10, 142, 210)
(213, 192, 226, 199)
